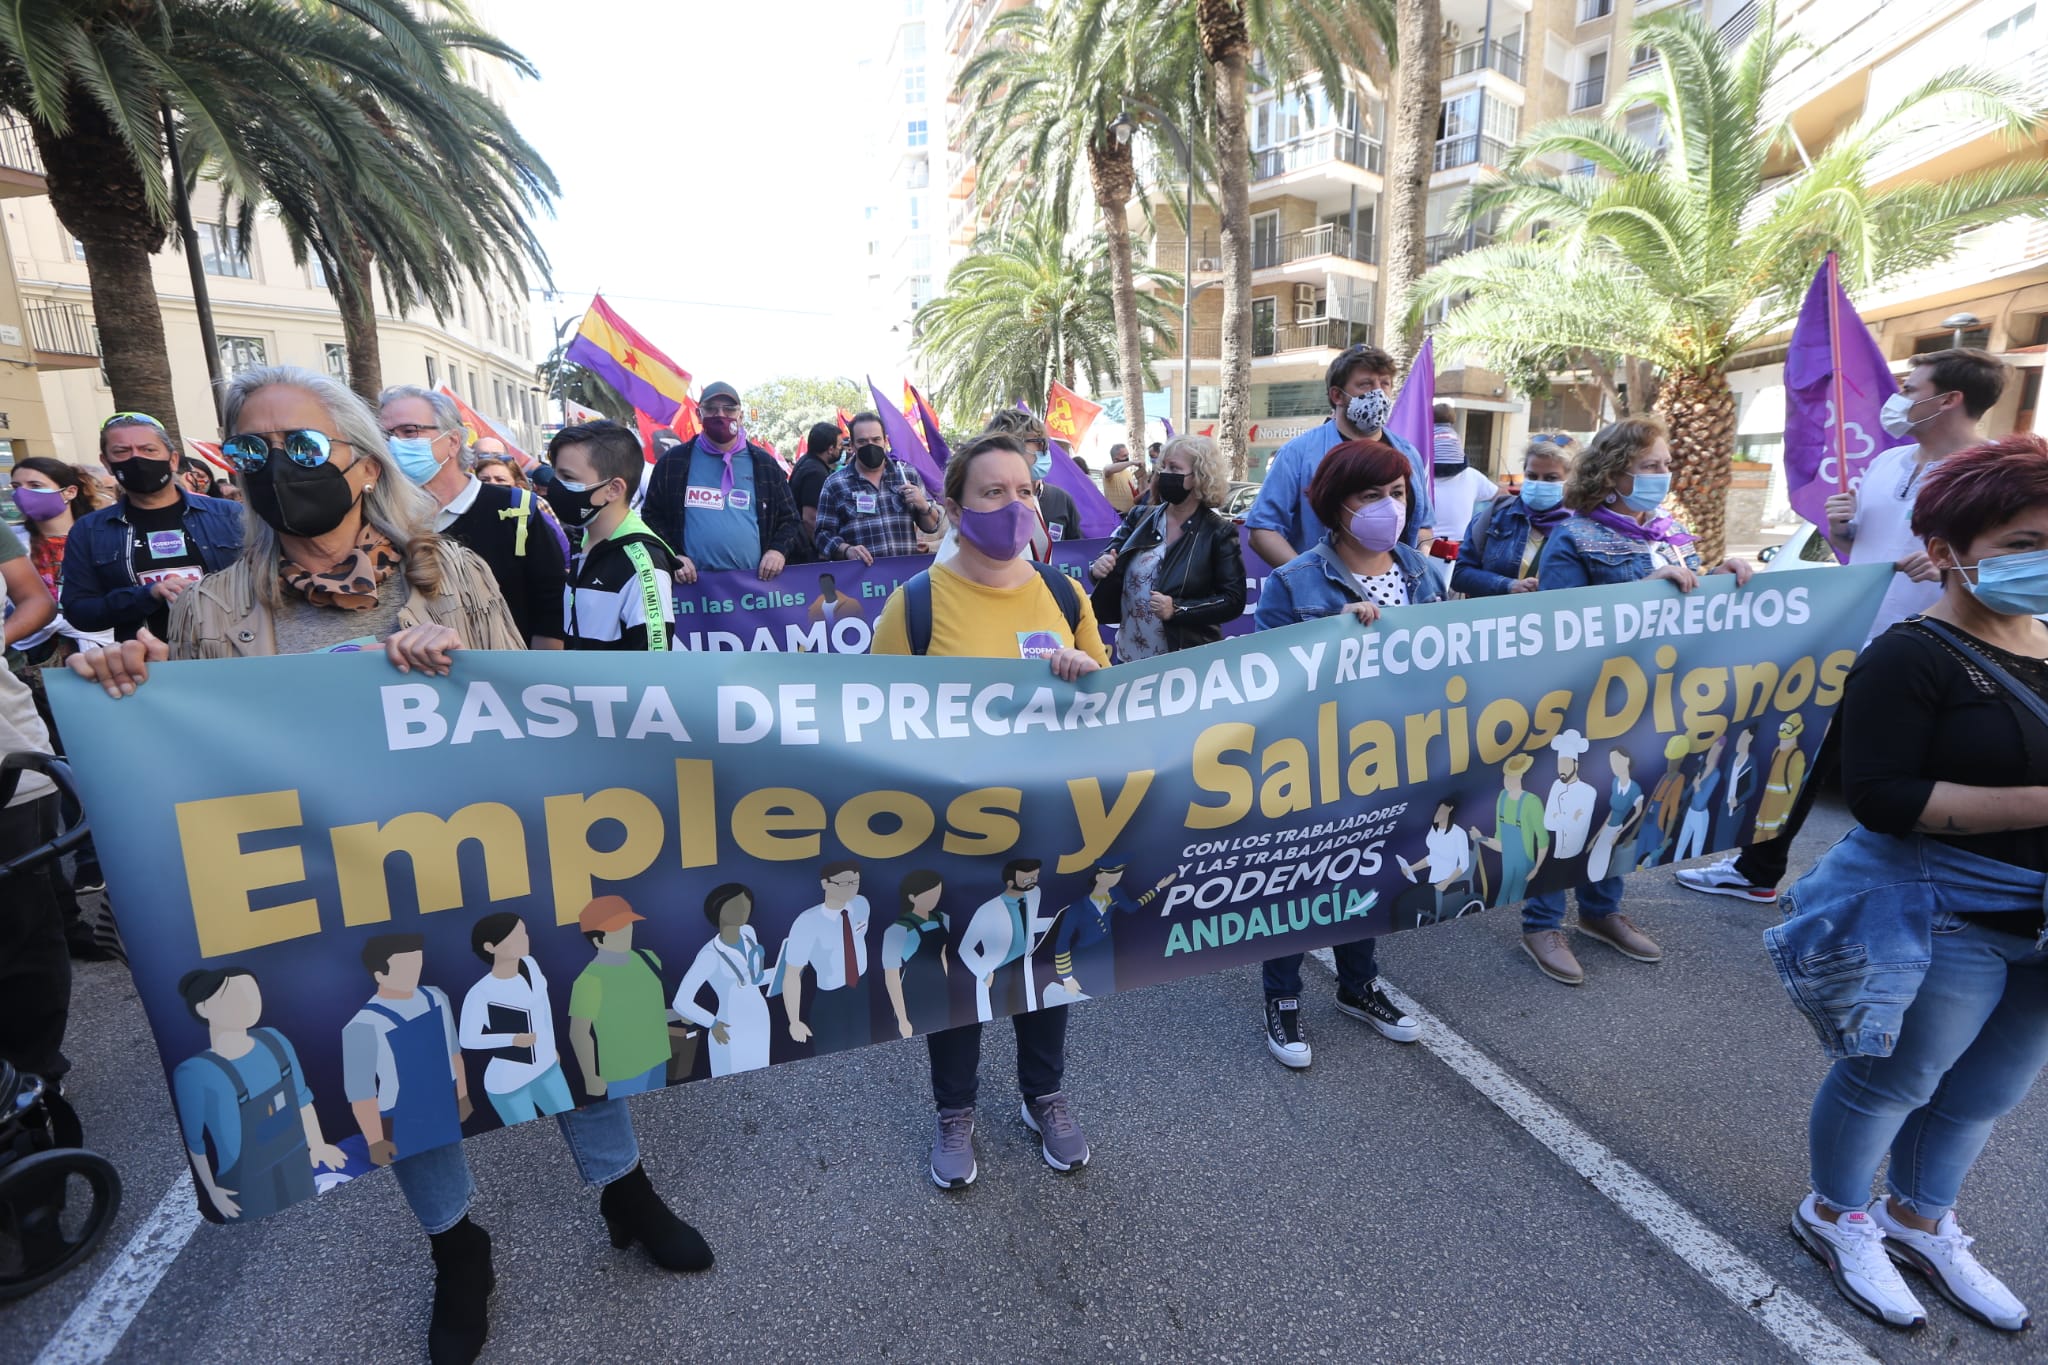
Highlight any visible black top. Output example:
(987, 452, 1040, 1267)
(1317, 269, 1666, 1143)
(126, 496, 208, 641)
(1037, 483, 1083, 544)
(439, 482, 568, 643)
(789, 454, 836, 561)
(1843, 620, 2048, 933)
(1088, 503, 1247, 651)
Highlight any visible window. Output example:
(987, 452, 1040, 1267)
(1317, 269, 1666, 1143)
(1914, 326, 1992, 352)
(1251, 211, 1281, 269)
(1264, 381, 1327, 417)
(457, 292, 469, 328)
(469, 370, 480, 404)
(425, 355, 438, 388)
(493, 379, 505, 415)
(486, 308, 496, 342)
(911, 237, 932, 271)
(197, 223, 251, 279)
(1251, 297, 1277, 356)
(1195, 385, 1221, 420)
(218, 334, 266, 373)
(904, 25, 925, 59)
(1483, 97, 1520, 146)
(324, 343, 347, 379)
(907, 119, 927, 148)
(907, 157, 930, 189)
(904, 65, 925, 104)
(1575, 49, 1608, 109)
(308, 255, 328, 288)
(71, 236, 87, 262)
(908, 196, 923, 230)
(1987, 4, 2036, 45)
(1580, 0, 1612, 20)
(904, 0, 922, 17)
(1625, 103, 1664, 148)
(911, 274, 933, 310)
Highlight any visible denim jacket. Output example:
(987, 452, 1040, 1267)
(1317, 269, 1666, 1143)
(1451, 495, 1548, 597)
(1254, 537, 1444, 629)
(60, 495, 244, 635)
(1767, 827, 2048, 1060)
(1536, 513, 1701, 591)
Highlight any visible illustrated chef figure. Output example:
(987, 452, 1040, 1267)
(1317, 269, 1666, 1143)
(1544, 729, 1599, 886)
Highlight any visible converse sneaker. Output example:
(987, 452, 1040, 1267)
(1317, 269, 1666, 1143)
(1265, 996, 1312, 1068)
(1674, 856, 1778, 904)
(1021, 1091, 1090, 1172)
(1334, 980, 1419, 1043)
(1792, 1193, 1927, 1328)
(929, 1106, 977, 1189)
(1870, 1200, 2030, 1331)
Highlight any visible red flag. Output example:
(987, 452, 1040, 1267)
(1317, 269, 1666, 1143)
(835, 407, 852, 440)
(633, 408, 663, 463)
(438, 386, 531, 468)
(673, 396, 701, 444)
(187, 440, 234, 478)
(1045, 382, 1104, 447)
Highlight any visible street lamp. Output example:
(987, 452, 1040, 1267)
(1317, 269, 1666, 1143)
(1942, 311, 1982, 349)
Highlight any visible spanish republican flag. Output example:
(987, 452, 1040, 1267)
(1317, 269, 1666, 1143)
(563, 295, 693, 426)
(1045, 381, 1103, 447)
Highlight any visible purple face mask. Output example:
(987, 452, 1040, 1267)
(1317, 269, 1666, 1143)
(957, 499, 1038, 560)
(1347, 496, 1404, 552)
(11, 486, 68, 523)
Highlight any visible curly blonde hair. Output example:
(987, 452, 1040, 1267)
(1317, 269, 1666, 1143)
(1565, 416, 1669, 512)
(1158, 434, 1230, 509)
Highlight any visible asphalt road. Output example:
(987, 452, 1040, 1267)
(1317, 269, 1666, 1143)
(8, 797, 2046, 1364)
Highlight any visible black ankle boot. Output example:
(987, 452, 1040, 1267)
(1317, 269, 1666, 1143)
(598, 1164, 713, 1272)
(427, 1217, 495, 1365)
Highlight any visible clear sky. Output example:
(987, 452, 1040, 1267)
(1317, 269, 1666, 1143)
(487, 0, 878, 396)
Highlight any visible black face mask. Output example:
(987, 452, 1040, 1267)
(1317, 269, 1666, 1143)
(1434, 459, 1467, 476)
(1153, 471, 1189, 506)
(110, 455, 175, 496)
(856, 443, 887, 470)
(244, 458, 361, 538)
(543, 479, 608, 527)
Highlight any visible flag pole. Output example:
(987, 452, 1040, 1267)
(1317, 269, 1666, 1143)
(1824, 252, 1850, 495)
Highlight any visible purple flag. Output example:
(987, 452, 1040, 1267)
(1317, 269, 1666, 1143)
(1162, 416, 1175, 438)
(909, 382, 951, 468)
(1785, 254, 1895, 556)
(866, 377, 947, 491)
(1386, 336, 1436, 459)
(1046, 440, 1121, 538)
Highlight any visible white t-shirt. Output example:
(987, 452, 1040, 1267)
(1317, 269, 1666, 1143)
(1431, 468, 1499, 539)
(1545, 777, 1598, 860)
(459, 957, 559, 1094)
(1423, 824, 1472, 883)
(1849, 443, 1944, 640)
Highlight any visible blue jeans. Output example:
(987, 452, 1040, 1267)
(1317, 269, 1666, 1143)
(484, 1061, 574, 1124)
(605, 1060, 668, 1099)
(392, 1097, 640, 1234)
(1808, 914, 2048, 1218)
(1524, 876, 1624, 933)
(1265, 936, 1378, 999)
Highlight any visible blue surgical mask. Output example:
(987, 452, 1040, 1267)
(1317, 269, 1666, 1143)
(1960, 547, 2048, 617)
(1032, 450, 1052, 480)
(389, 435, 445, 485)
(1621, 472, 1670, 513)
(1521, 480, 1564, 512)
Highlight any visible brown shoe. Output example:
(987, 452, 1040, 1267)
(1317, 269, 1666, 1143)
(1521, 930, 1584, 985)
(1576, 913, 1663, 963)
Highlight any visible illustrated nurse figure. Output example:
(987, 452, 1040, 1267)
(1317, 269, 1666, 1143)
(674, 883, 772, 1077)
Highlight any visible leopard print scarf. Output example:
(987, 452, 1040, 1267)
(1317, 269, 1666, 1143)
(279, 525, 402, 610)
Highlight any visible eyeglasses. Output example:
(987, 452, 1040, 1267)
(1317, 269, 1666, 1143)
(100, 411, 163, 432)
(220, 429, 354, 473)
(383, 423, 446, 442)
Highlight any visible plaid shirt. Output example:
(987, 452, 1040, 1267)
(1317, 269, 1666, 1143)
(815, 460, 936, 560)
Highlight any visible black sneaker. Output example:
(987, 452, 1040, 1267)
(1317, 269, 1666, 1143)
(1334, 980, 1419, 1043)
(1264, 997, 1312, 1068)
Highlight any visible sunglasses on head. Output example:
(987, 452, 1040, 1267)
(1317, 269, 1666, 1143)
(220, 429, 352, 473)
(100, 410, 163, 432)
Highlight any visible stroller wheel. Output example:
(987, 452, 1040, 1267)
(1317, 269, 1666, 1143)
(0, 1147, 122, 1300)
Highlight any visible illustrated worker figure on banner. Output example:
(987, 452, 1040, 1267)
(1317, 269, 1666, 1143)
(1050, 863, 1175, 1004)
(459, 914, 575, 1123)
(958, 858, 1052, 1023)
(674, 884, 772, 1077)
(778, 861, 874, 1055)
(343, 935, 469, 1167)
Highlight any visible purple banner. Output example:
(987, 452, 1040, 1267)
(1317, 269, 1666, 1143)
(672, 529, 1278, 653)
(1386, 335, 1436, 460)
(1785, 257, 1895, 550)
(1048, 440, 1122, 538)
(865, 378, 948, 492)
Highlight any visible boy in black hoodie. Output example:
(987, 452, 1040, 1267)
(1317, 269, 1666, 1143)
(543, 422, 680, 651)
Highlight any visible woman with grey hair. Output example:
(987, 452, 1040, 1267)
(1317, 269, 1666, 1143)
(68, 365, 712, 1364)
(1087, 433, 1246, 660)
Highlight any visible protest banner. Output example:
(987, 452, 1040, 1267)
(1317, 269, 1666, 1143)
(50, 565, 1891, 1224)
(666, 533, 1278, 653)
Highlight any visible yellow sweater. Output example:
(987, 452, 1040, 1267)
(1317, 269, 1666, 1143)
(873, 561, 1109, 664)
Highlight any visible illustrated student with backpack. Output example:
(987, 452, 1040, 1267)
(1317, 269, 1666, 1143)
(872, 431, 1108, 1190)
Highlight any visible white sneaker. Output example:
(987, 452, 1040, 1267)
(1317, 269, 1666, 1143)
(1673, 855, 1778, 904)
(1870, 1200, 2031, 1331)
(1792, 1193, 1927, 1328)
(1265, 997, 1312, 1069)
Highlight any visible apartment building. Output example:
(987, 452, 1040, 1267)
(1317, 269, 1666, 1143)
(1721, 0, 2047, 523)
(860, 0, 958, 382)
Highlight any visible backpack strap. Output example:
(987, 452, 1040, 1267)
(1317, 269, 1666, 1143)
(1467, 496, 1500, 568)
(906, 570, 935, 657)
(1031, 561, 1083, 636)
(496, 487, 533, 558)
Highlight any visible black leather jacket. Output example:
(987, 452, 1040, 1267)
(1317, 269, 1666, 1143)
(1089, 503, 1248, 651)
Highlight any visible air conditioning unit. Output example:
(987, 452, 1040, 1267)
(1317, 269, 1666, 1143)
(1195, 256, 1220, 273)
(1292, 282, 1317, 306)
(1295, 302, 1321, 324)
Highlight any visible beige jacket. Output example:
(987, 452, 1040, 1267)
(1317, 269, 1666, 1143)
(169, 537, 526, 659)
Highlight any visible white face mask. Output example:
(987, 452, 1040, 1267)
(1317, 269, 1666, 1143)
(1879, 391, 1945, 440)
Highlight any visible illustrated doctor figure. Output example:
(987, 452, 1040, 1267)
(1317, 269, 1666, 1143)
(676, 883, 772, 1076)
(957, 858, 1052, 1023)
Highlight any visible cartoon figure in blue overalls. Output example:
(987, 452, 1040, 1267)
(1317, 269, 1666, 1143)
(172, 966, 347, 1221)
(342, 933, 472, 1167)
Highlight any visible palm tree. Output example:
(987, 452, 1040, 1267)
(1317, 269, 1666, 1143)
(956, 0, 1207, 449)
(1416, 4, 2048, 561)
(1383, 0, 1440, 370)
(1190, 0, 1394, 470)
(0, 1, 542, 438)
(913, 209, 1177, 426)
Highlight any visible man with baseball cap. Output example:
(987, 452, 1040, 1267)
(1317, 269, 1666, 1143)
(640, 381, 798, 584)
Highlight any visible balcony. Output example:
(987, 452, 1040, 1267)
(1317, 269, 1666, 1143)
(0, 116, 47, 199)
(1433, 134, 1511, 172)
(1253, 223, 1377, 271)
(1863, 43, 2048, 185)
(1184, 318, 1376, 360)
(25, 300, 99, 370)
(1425, 228, 1494, 265)
(1253, 129, 1382, 182)
(1571, 75, 1606, 111)
(1442, 39, 1525, 84)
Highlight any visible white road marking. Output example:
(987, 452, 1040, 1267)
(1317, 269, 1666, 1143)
(1314, 950, 1878, 1365)
(32, 1173, 201, 1365)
